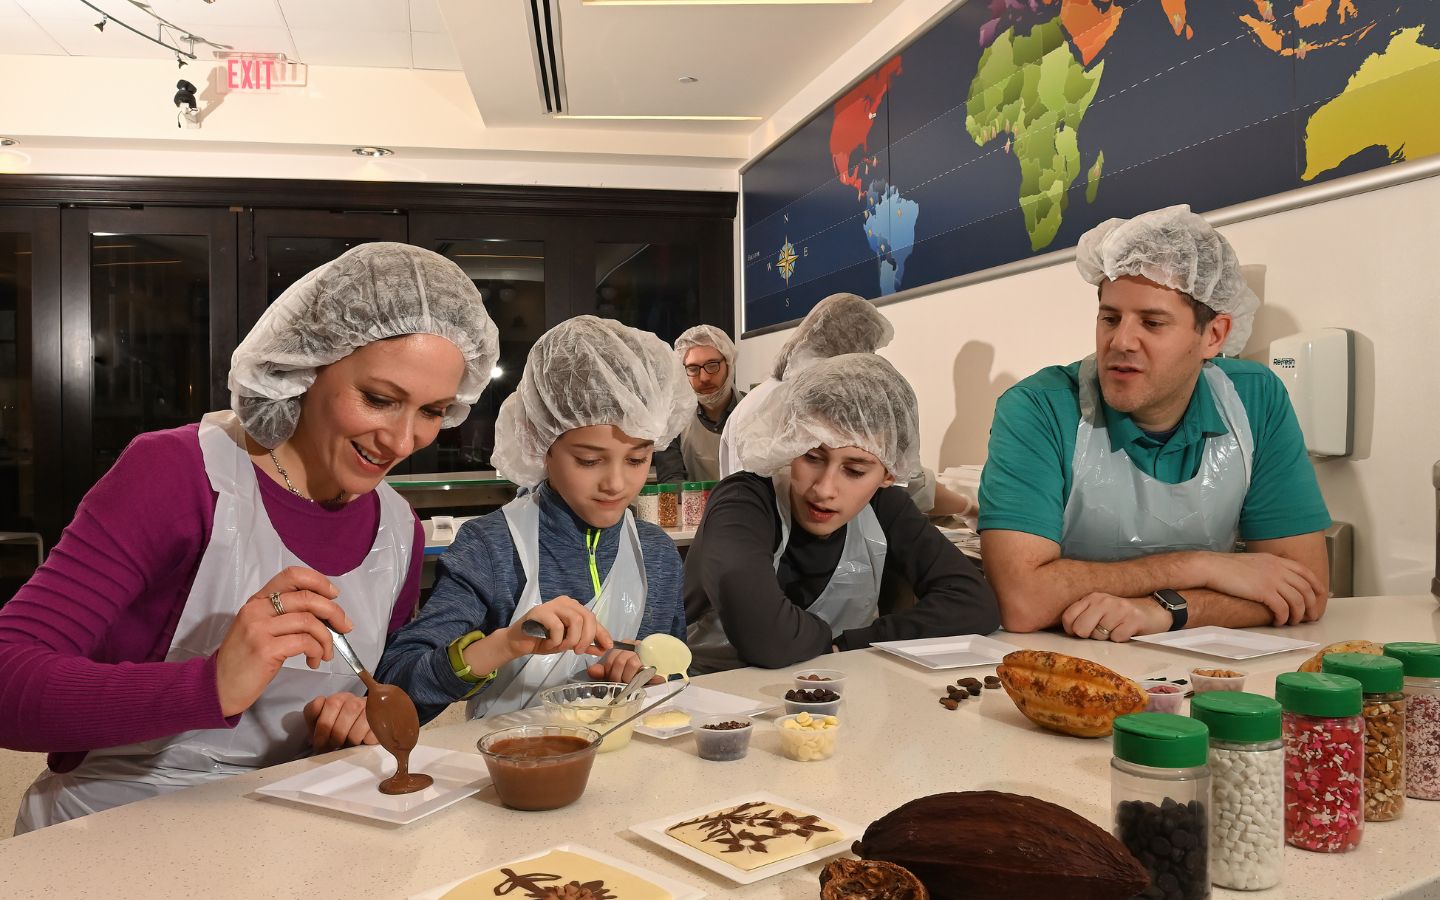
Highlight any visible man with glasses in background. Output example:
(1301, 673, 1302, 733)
(654, 326, 744, 484)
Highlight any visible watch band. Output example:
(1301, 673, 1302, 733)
(1152, 589, 1189, 632)
(447, 630, 498, 697)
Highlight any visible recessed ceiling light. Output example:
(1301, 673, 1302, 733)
(678, 75, 699, 84)
(553, 114, 761, 121)
(0, 138, 17, 147)
(352, 146, 394, 158)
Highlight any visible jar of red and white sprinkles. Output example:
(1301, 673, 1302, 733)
(1384, 642, 1440, 801)
(1276, 672, 1364, 853)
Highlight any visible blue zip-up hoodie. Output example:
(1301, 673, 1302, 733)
(376, 482, 685, 722)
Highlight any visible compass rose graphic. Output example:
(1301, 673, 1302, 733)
(777, 238, 798, 285)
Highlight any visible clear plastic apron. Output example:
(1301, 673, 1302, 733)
(680, 412, 723, 484)
(465, 491, 647, 719)
(16, 411, 411, 833)
(1059, 356, 1253, 562)
(688, 471, 887, 664)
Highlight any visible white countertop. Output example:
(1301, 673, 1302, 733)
(3, 595, 1437, 899)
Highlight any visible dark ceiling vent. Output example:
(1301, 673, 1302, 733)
(526, 0, 568, 115)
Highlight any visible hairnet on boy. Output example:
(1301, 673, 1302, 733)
(228, 242, 500, 448)
(1075, 205, 1259, 356)
(734, 353, 920, 482)
(492, 316, 691, 487)
(770, 293, 894, 380)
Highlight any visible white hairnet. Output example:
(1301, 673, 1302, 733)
(734, 353, 921, 483)
(674, 324, 737, 405)
(771, 293, 894, 380)
(228, 242, 500, 448)
(1075, 204, 1259, 356)
(492, 316, 691, 488)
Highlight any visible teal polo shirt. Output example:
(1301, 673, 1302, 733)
(978, 357, 1330, 545)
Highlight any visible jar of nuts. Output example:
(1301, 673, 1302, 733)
(1110, 713, 1212, 900)
(1276, 672, 1364, 852)
(1383, 642, 1440, 801)
(1323, 652, 1406, 822)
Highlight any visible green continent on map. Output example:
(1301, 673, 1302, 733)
(1086, 151, 1104, 203)
(1302, 26, 1440, 181)
(966, 18, 1105, 251)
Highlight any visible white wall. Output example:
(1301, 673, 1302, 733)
(736, 173, 1440, 597)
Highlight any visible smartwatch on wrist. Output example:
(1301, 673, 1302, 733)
(447, 630, 497, 696)
(1152, 590, 1188, 632)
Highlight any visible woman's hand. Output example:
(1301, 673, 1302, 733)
(586, 649, 661, 685)
(213, 567, 350, 717)
(303, 692, 376, 753)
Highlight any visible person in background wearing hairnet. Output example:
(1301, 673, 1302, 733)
(718, 293, 972, 517)
(377, 316, 690, 721)
(0, 243, 501, 833)
(652, 325, 745, 484)
(979, 205, 1330, 643)
(685, 354, 998, 674)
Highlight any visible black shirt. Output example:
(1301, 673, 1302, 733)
(683, 472, 1000, 672)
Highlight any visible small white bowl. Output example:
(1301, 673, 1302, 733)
(792, 668, 849, 695)
(1190, 667, 1247, 694)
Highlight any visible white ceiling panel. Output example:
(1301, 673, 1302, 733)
(193, 26, 298, 59)
(411, 30, 459, 71)
(279, 0, 409, 32)
(409, 0, 446, 33)
(0, 0, 34, 19)
(13, 0, 94, 21)
(35, 16, 176, 58)
(290, 28, 411, 67)
(0, 15, 65, 54)
(128, 0, 289, 29)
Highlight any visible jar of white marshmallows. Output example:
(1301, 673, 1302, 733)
(1190, 691, 1284, 891)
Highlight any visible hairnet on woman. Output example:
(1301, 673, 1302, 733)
(1, 242, 499, 833)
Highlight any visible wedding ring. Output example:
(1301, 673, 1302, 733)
(269, 591, 285, 616)
(1093, 625, 1111, 639)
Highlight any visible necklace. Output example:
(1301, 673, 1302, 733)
(268, 449, 313, 503)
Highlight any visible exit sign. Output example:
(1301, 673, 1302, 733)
(215, 52, 308, 92)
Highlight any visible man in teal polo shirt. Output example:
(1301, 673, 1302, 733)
(979, 205, 1331, 641)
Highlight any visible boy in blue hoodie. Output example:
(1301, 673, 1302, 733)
(378, 316, 692, 722)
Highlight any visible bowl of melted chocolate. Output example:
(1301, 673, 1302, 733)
(477, 723, 600, 811)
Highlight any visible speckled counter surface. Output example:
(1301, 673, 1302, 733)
(2, 596, 1437, 899)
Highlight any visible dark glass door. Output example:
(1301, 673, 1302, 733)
(238, 209, 408, 332)
(60, 208, 236, 512)
(405, 213, 575, 474)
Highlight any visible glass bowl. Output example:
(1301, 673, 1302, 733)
(541, 682, 645, 752)
(476, 723, 600, 810)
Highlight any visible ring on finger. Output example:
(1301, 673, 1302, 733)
(269, 591, 285, 616)
(1093, 624, 1111, 639)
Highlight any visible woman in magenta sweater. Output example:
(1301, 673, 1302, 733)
(0, 243, 500, 833)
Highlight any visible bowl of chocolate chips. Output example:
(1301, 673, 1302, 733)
(784, 686, 842, 716)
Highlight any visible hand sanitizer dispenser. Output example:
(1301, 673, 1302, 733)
(1268, 328, 1354, 458)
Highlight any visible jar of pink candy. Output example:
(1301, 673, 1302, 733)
(1276, 672, 1364, 853)
(1384, 642, 1440, 801)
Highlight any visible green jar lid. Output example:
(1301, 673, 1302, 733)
(1384, 642, 1440, 679)
(702, 480, 720, 489)
(683, 481, 705, 491)
(1323, 652, 1403, 693)
(1190, 692, 1281, 744)
(1275, 671, 1362, 717)
(655, 483, 680, 493)
(1112, 713, 1209, 768)
(639, 485, 659, 496)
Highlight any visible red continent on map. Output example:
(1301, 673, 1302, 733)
(830, 56, 903, 198)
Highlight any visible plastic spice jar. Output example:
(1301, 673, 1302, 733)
(1275, 672, 1364, 852)
(634, 485, 660, 525)
(1190, 692, 1284, 891)
(1383, 642, 1440, 801)
(1111, 713, 1212, 900)
(1322, 652, 1406, 822)
(682, 481, 710, 528)
(656, 483, 680, 528)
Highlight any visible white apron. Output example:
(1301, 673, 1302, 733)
(680, 411, 723, 484)
(689, 471, 888, 668)
(465, 491, 647, 719)
(16, 411, 412, 833)
(1060, 357, 1254, 561)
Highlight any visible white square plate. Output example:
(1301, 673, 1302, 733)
(410, 843, 704, 899)
(632, 685, 778, 739)
(253, 744, 490, 825)
(870, 634, 1013, 669)
(1132, 626, 1318, 660)
(630, 792, 861, 885)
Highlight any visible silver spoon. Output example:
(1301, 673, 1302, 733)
(592, 681, 689, 747)
(611, 665, 656, 705)
(520, 617, 641, 652)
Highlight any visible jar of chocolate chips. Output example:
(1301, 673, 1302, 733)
(1322, 652, 1406, 822)
(1111, 712, 1212, 900)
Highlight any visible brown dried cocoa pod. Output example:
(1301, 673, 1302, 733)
(996, 649, 1145, 737)
(1298, 639, 1384, 672)
(819, 858, 929, 900)
(854, 791, 1148, 900)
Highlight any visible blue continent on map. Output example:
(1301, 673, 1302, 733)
(865, 185, 920, 295)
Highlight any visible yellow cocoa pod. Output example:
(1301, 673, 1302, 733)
(996, 649, 1146, 738)
(1298, 639, 1384, 672)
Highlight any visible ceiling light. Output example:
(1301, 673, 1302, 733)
(678, 75, 699, 84)
(95, 16, 107, 31)
(176, 54, 187, 68)
(554, 114, 761, 121)
(352, 147, 394, 158)
(0, 138, 17, 147)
